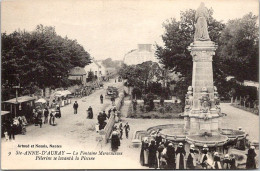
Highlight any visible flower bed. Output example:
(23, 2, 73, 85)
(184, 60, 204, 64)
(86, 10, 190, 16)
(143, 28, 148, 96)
(127, 101, 183, 119)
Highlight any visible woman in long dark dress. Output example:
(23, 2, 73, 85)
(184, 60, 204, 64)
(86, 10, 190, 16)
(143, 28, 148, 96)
(88, 106, 93, 119)
(166, 143, 175, 169)
(246, 146, 257, 169)
(140, 140, 145, 166)
(111, 131, 120, 151)
(157, 142, 165, 166)
(187, 144, 196, 169)
(200, 144, 210, 169)
(148, 140, 157, 168)
(212, 152, 222, 169)
(223, 154, 231, 169)
(176, 143, 186, 169)
(140, 138, 149, 166)
(229, 154, 237, 169)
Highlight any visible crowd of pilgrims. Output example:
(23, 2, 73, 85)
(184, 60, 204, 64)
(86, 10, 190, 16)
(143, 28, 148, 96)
(32, 105, 62, 127)
(110, 122, 130, 151)
(140, 132, 257, 169)
(96, 107, 119, 131)
(2, 105, 62, 141)
(2, 116, 28, 141)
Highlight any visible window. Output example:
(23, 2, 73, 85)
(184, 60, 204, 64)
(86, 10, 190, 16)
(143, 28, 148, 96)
(99, 71, 102, 75)
(95, 71, 97, 75)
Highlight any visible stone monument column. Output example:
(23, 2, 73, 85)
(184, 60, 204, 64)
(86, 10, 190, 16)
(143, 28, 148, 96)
(189, 41, 217, 110)
(184, 2, 221, 135)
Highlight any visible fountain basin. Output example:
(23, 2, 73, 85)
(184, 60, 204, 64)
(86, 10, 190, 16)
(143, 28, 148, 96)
(186, 134, 228, 147)
(220, 129, 246, 141)
(131, 124, 247, 149)
(147, 124, 187, 142)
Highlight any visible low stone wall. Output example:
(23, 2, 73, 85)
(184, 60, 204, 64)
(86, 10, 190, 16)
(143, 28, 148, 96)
(101, 92, 125, 143)
(231, 104, 259, 115)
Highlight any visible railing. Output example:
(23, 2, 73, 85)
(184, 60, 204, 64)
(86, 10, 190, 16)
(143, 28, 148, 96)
(231, 97, 259, 115)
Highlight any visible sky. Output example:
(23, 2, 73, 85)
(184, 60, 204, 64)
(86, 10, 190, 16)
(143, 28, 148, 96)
(1, 0, 259, 60)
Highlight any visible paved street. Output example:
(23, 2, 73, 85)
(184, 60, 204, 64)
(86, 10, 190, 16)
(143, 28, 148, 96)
(2, 92, 259, 169)
(2, 79, 128, 169)
(103, 102, 259, 169)
(220, 103, 259, 142)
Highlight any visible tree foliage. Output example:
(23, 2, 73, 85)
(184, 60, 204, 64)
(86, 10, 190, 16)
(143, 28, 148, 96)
(102, 58, 122, 70)
(87, 71, 95, 82)
(156, 8, 225, 102)
(119, 61, 165, 98)
(2, 25, 91, 94)
(218, 13, 259, 82)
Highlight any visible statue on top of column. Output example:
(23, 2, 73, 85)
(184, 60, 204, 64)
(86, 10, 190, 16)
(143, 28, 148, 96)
(194, 2, 210, 41)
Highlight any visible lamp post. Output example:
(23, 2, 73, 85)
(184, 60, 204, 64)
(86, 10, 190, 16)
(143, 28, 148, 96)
(12, 74, 23, 117)
(12, 83, 21, 117)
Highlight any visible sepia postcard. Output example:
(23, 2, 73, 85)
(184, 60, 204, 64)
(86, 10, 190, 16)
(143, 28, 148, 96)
(1, 0, 259, 169)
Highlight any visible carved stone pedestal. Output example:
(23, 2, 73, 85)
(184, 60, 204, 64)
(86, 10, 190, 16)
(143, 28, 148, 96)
(184, 40, 222, 135)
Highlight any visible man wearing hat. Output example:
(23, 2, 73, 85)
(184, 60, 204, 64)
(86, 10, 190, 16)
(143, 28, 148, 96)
(176, 142, 186, 169)
(187, 144, 197, 169)
(73, 101, 78, 114)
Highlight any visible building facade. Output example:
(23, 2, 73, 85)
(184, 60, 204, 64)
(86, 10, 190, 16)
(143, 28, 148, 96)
(68, 66, 87, 85)
(123, 44, 159, 65)
(84, 60, 106, 81)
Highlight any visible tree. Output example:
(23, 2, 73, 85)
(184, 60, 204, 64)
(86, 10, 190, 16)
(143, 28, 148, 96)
(2, 25, 91, 99)
(87, 71, 95, 82)
(102, 58, 113, 67)
(155, 8, 225, 103)
(218, 13, 259, 82)
(119, 61, 162, 96)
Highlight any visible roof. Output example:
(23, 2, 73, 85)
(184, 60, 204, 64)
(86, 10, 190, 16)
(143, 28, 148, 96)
(3, 96, 36, 104)
(69, 67, 87, 76)
(68, 75, 83, 80)
(106, 67, 116, 72)
(1, 111, 10, 116)
(93, 60, 101, 68)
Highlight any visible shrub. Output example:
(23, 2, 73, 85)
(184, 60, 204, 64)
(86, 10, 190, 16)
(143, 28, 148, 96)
(158, 107, 165, 114)
(144, 105, 150, 112)
(140, 105, 144, 112)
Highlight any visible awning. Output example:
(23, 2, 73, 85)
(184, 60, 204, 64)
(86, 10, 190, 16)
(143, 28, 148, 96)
(3, 96, 36, 104)
(54, 91, 68, 97)
(35, 98, 47, 103)
(1, 111, 10, 116)
(63, 90, 72, 95)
